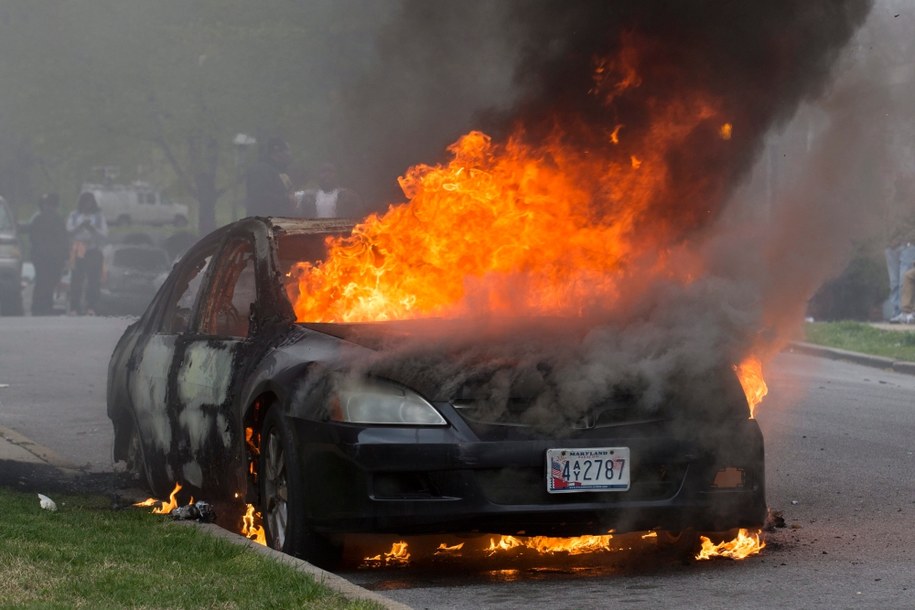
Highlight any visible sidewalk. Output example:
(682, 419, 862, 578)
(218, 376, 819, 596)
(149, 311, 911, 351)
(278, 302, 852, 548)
(0, 425, 80, 470)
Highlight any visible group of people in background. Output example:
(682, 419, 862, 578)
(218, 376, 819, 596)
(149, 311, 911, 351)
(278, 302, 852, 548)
(20, 192, 107, 316)
(244, 137, 361, 219)
(20, 138, 355, 317)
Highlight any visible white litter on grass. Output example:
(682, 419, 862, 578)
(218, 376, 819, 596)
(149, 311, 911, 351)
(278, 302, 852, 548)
(37, 494, 57, 512)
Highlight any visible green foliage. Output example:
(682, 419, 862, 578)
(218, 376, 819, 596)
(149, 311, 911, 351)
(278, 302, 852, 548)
(0, 1, 388, 230)
(807, 252, 888, 321)
(0, 489, 379, 609)
(804, 321, 915, 362)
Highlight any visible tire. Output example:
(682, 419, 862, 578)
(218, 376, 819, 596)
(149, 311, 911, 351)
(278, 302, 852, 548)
(259, 408, 342, 569)
(173, 215, 188, 228)
(117, 214, 131, 227)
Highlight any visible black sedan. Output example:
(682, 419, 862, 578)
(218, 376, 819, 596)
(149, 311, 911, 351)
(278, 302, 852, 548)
(108, 216, 766, 568)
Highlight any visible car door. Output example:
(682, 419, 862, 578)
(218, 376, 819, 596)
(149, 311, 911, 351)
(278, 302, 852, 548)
(127, 241, 217, 495)
(170, 233, 263, 494)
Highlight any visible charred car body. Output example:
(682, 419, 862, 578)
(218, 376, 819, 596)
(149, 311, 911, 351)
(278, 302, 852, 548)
(107, 217, 765, 568)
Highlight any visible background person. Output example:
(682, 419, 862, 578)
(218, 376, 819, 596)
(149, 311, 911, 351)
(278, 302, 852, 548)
(66, 192, 108, 315)
(21, 193, 69, 315)
(296, 162, 363, 219)
(245, 137, 295, 217)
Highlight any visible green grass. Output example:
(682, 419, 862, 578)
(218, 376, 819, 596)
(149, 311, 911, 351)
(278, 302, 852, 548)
(0, 489, 380, 609)
(804, 321, 915, 362)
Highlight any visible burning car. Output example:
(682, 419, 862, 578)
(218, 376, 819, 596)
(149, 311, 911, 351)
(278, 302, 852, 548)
(108, 215, 766, 569)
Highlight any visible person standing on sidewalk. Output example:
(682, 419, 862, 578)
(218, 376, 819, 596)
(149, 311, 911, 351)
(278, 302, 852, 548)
(20, 193, 69, 315)
(884, 175, 915, 320)
(295, 162, 363, 219)
(885, 238, 915, 321)
(66, 192, 108, 315)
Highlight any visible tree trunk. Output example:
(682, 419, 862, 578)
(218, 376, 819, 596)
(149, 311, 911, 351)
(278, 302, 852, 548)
(189, 133, 221, 235)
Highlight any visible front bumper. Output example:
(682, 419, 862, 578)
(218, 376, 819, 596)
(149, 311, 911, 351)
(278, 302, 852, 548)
(290, 417, 766, 537)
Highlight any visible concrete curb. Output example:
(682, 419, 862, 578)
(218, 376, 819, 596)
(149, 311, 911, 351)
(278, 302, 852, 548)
(788, 341, 915, 375)
(0, 426, 82, 471)
(182, 522, 412, 610)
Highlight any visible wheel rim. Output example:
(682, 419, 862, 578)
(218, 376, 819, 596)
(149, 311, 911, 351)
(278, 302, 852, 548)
(263, 427, 289, 551)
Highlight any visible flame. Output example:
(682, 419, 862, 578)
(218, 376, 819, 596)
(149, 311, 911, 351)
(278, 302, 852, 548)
(133, 482, 182, 514)
(486, 533, 615, 556)
(364, 541, 411, 566)
(733, 356, 768, 419)
(241, 504, 266, 546)
(291, 37, 733, 325)
(695, 528, 765, 560)
(610, 123, 623, 144)
(434, 542, 465, 555)
(719, 122, 733, 140)
(245, 426, 259, 455)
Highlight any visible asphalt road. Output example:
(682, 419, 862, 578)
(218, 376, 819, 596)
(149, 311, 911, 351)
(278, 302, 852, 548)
(0, 317, 913, 608)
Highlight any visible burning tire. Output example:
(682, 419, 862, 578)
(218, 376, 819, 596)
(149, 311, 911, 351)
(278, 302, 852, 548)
(259, 408, 342, 569)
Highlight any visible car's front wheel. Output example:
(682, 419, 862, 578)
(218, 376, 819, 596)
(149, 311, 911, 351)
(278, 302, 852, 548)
(259, 408, 342, 569)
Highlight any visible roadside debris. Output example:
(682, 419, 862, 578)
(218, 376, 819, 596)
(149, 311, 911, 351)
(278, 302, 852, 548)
(170, 500, 217, 523)
(37, 493, 57, 511)
(765, 509, 787, 531)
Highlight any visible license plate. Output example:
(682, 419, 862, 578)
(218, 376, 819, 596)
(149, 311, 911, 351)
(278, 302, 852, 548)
(546, 447, 630, 493)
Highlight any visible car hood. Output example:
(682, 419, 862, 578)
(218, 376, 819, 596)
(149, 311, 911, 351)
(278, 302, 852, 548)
(297, 318, 584, 400)
(295, 317, 747, 428)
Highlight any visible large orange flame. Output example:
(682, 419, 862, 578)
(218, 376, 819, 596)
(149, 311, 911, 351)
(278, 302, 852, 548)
(292, 40, 731, 324)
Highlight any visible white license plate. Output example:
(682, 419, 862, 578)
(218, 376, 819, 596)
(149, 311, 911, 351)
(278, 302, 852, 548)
(546, 447, 630, 493)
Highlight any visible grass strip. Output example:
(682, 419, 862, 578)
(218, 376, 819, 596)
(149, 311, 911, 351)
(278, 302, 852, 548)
(0, 488, 380, 609)
(804, 321, 915, 362)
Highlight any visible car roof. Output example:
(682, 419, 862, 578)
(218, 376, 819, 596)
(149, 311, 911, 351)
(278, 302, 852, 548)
(267, 216, 356, 235)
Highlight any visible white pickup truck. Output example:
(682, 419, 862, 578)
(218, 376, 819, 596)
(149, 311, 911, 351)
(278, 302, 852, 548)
(82, 182, 189, 227)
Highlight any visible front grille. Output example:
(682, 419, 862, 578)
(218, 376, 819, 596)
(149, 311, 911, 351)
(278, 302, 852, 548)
(475, 463, 686, 505)
(453, 398, 667, 438)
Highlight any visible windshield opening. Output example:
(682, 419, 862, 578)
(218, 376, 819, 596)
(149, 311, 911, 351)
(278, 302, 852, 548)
(276, 232, 341, 312)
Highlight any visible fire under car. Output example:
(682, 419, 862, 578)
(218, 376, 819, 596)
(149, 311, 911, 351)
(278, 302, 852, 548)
(107, 216, 766, 569)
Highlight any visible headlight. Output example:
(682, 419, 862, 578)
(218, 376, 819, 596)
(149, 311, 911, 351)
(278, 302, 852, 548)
(330, 379, 447, 426)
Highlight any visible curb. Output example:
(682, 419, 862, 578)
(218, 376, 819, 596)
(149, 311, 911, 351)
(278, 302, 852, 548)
(787, 341, 915, 375)
(0, 426, 82, 471)
(182, 522, 412, 610)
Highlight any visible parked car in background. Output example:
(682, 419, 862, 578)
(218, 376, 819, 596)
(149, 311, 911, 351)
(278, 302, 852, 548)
(97, 244, 172, 316)
(0, 196, 24, 315)
(82, 182, 189, 228)
(107, 216, 766, 570)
